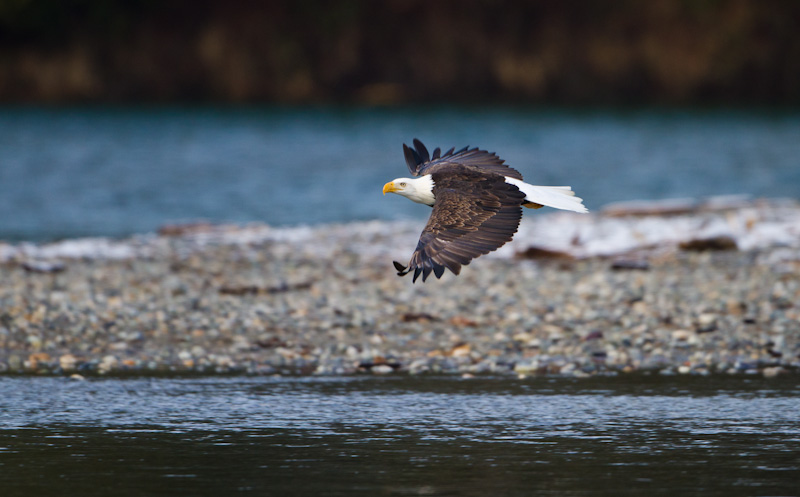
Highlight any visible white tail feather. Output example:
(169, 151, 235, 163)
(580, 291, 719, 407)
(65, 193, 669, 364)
(505, 177, 588, 213)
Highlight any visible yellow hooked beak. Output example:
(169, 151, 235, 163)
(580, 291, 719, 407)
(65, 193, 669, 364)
(382, 181, 398, 195)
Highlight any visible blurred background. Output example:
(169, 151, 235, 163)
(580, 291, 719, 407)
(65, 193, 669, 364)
(1, 0, 799, 241)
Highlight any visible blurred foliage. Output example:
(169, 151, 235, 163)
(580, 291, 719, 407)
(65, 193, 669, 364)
(0, 0, 152, 42)
(0, 0, 798, 104)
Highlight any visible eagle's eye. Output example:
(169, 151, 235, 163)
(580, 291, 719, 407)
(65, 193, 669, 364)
(399, 182, 407, 187)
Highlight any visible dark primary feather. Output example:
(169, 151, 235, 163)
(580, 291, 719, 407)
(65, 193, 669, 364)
(402, 139, 523, 180)
(396, 164, 526, 282)
(412, 138, 430, 163)
(403, 144, 420, 174)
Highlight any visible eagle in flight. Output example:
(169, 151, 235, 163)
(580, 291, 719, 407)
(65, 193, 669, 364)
(383, 139, 587, 282)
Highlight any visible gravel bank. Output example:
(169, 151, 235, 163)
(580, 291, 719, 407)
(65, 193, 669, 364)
(1, 198, 799, 377)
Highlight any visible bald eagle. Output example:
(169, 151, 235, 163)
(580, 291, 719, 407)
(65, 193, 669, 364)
(383, 139, 587, 282)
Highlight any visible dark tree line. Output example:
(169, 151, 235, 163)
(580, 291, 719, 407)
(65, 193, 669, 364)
(1, 0, 799, 104)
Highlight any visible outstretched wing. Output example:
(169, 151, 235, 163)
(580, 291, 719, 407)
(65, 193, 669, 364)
(403, 138, 523, 180)
(394, 166, 525, 282)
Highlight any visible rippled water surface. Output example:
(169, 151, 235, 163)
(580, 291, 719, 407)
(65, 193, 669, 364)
(1, 107, 799, 241)
(1, 375, 799, 496)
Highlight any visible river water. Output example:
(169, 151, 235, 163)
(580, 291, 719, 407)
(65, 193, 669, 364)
(1, 106, 799, 241)
(1, 375, 798, 496)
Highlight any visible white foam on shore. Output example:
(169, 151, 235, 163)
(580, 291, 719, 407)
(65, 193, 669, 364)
(2, 198, 799, 263)
(510, 198, 800, 258)
(7, 238, 142, 261)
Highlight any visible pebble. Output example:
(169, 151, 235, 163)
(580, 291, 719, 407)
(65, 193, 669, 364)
(0, 201, 799, 377)
(371, 364, 394, 374)
(59, 354, 77, 371)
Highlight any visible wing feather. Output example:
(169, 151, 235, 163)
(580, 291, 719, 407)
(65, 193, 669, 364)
(412, 138, 430, 163)
(402, 139, 524, 179)
(396, 165, 525, 282)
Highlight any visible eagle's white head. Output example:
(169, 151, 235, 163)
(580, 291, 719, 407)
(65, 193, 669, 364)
(382, 175, 435, 206)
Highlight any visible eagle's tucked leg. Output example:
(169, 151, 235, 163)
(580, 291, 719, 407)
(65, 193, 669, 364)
(393, 261, 410, 276)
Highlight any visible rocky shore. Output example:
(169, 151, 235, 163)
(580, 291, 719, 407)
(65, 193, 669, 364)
(1, 198, 799, 377)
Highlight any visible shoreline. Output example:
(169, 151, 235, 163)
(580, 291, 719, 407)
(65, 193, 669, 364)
(1, 197, 799, 378)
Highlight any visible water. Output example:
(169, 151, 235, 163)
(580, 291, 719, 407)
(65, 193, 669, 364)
(1, 106, 799, 241)
(1, 375, 799, 496)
